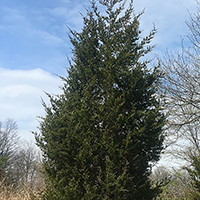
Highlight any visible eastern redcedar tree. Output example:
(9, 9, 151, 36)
(35, 0, 166, 199)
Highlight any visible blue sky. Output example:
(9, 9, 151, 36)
(0, 0, 197, 141)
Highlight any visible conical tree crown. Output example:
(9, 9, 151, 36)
(36, 1, 165, 199)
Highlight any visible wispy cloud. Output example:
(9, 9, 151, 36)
(134, 0, 197, 53)
(47, 4, 88, 31)
(0, 6, 65, 45)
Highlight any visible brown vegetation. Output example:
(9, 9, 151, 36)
(0, 181, 44, 200)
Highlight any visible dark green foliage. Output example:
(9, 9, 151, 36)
(185, 155, 200, 199)
(35, 0, 166, 199)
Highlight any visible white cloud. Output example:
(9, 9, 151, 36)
(0, 68, 62, 140)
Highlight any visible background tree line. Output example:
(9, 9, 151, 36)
(0, 119, 43, 190)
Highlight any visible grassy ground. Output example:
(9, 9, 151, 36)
(0, 182, 43, 200)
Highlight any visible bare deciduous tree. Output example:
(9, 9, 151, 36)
(0, 119, 19, 182)
(13, 142, 43, 188)
(152, 167, 193, 200)
(0, 119, 44, 189)
(160, 1, 200, 163)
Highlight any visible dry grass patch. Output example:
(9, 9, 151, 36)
(0, 181, 43, 200)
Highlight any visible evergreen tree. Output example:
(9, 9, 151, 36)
(35, 0, 166, 199)
(185, 154, 200, 199)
